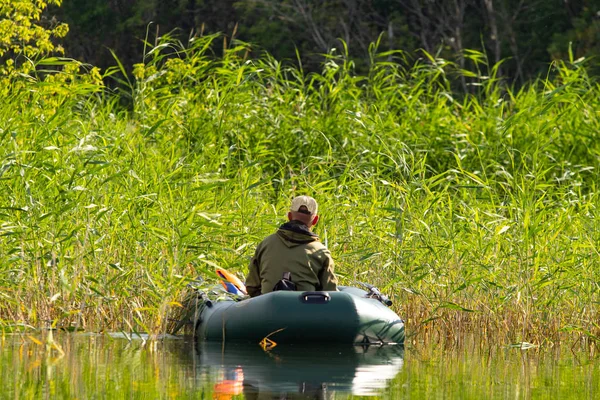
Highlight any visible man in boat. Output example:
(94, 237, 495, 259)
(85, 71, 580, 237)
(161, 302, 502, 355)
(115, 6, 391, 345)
(245, 195, 338, 297)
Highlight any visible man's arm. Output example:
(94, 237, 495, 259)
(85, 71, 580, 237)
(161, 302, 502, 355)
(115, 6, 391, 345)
(245, 251, 262, 297)
(319, 249, 338, 291)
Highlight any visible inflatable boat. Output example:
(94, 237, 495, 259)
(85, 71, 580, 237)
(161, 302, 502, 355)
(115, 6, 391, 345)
(191, 286, 405, 346)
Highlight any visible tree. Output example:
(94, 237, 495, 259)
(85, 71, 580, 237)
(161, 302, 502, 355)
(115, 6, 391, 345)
(549, 0, 600, 73)
(36, 0, 600, 85)
(235, 0, 416, 71)
(0, 0, 69, 73)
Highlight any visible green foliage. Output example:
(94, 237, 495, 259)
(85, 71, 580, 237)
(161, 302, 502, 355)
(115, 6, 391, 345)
(1, 32, 600, 346)
(0, 0, 69, 72)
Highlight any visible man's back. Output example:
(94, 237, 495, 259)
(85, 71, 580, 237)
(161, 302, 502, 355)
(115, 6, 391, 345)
(246, 220, 337, 297)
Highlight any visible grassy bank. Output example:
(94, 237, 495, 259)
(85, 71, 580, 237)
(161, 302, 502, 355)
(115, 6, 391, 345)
(1, 34, 599, 347)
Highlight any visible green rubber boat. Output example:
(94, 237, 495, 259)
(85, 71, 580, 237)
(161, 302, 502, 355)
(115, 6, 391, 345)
(192, 286, 405, 345)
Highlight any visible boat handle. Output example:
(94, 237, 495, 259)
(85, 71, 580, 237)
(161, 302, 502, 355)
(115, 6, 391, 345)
(300, 292, 331, 304)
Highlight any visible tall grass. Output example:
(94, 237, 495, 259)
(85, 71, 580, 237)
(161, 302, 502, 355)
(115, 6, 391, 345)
(1, 33, 599, 347)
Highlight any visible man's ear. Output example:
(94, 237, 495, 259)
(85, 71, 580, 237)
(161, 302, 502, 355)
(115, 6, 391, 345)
(287, 212, 293, 221)
(311, 215, 319, 226)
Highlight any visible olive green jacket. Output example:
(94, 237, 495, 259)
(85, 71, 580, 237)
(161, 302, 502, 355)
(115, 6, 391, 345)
(245, 220, 338, 297)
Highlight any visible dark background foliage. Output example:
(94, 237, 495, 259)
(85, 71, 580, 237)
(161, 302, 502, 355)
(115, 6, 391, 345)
(51, 0, 600, 83)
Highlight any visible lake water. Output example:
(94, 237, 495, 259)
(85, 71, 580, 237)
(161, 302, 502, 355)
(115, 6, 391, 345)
(1, 333, 598, 399)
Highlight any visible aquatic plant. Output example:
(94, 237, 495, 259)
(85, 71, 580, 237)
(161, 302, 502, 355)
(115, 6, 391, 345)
(0, 32, 598, 348)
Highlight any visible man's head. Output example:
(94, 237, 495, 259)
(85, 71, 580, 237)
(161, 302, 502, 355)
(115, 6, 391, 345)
(288, 195, 319, 227)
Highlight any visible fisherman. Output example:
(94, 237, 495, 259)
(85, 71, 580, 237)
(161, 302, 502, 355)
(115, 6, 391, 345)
(245, 195, 338, 297)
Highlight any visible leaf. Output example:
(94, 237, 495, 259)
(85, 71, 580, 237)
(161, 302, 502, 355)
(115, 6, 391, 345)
(196, 212, 223, 226)
(70, 145, 97, 152)
(508, 342, 539, 349)
(358, 252, 382, 262)
(560, 325, 600, 341)
(496, 225, 510, 235)
(36, 57, 77, 66)
(28, 336, 43, 345)
(198, 259, 221, 269)
(144, 119, 166, 137)
(421, 315, 441, 324)
(108, 263, 123, 272)
(403, 287, 421, 295)
(437, 301, 475, 312)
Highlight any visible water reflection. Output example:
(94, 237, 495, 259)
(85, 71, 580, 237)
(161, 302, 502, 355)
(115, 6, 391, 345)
(2, 333, 599, 399)
(0, 333, 403, 399)
(191, 342, 404, 398)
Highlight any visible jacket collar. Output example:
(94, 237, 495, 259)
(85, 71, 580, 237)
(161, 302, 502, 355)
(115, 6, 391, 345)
(279, 220, 318, 237)
(276, 220, 319, 244)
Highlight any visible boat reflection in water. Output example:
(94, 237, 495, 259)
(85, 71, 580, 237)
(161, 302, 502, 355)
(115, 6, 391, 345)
(190, 342, 404, 399)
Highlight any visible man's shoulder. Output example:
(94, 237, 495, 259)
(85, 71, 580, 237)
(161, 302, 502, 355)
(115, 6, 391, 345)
(306, 240, 332, 258)
(256, 232, 282, 248)
(306, 239, 327, 249)
(261, 232, 280, 242)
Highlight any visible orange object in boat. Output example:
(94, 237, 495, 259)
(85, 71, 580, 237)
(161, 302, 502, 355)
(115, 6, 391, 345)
(216, 267, 247, 295)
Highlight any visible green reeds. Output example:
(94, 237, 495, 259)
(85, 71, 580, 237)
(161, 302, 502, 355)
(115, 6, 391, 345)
(0, 35, 599, 348)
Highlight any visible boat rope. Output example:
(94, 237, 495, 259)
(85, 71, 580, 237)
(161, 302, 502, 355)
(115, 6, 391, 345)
(259, 327, 286, 351)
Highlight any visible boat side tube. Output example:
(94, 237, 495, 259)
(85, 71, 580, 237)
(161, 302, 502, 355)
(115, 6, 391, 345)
(195, 288, 405, 345)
